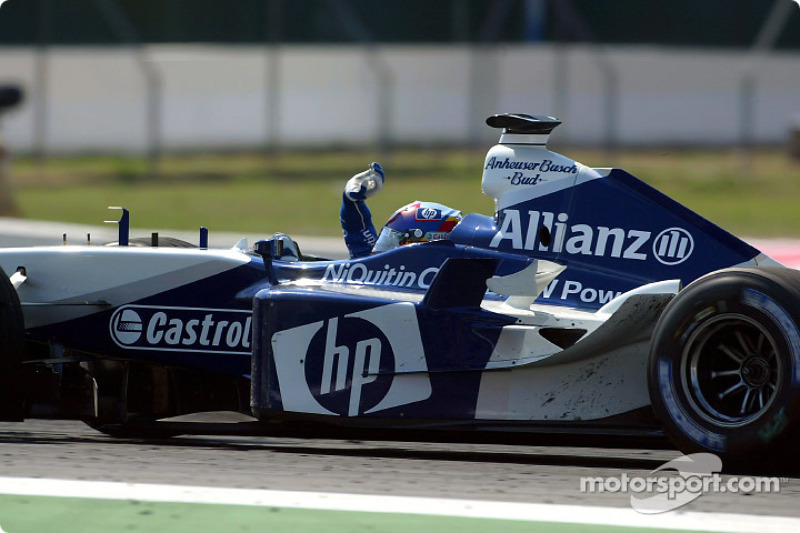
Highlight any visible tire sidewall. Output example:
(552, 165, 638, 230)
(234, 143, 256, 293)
(649, 268, 800, 459)
(0, 266, 25, 419)
(0, 266, 24, 369)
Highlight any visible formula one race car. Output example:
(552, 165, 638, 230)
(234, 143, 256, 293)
(1, 113, 799, 469)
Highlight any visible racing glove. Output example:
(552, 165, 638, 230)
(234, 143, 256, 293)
(344, 162, 384, 201)
(341, 162, 384, 259)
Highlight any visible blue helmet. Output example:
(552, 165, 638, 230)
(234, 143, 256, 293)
(372, 201, 462, 253)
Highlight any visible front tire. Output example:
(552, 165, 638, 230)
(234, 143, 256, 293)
(648, 267, 800, 470)
(0, 266, 25, 420)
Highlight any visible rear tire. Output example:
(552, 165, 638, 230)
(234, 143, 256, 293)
(648, 267, 800, 471)
(0, 267, 25, 420)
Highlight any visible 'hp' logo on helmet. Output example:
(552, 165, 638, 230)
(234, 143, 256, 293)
(653, 227, 694, 265)
(416, 207, 442, 221)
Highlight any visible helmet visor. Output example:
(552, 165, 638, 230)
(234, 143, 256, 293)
(372, 227, 405, 253)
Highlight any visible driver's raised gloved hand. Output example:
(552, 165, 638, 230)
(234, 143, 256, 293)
(344, 162, 385, 201)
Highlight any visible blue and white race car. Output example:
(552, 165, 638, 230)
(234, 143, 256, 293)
(1, 113, 798, 469)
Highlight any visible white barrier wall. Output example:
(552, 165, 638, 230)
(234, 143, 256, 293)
(0, 44, 799, 152)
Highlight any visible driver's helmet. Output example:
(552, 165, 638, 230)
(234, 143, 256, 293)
(372, 201, 462, 253)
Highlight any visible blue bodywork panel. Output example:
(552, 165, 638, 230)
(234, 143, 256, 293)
(21, 168, 764, 390)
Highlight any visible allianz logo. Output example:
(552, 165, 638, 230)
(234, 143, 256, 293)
(322, 262, 440, 289)
(110, 305, 252, 354)
(490, 209, 694, 265)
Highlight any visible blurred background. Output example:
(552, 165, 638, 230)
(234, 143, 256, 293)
(0, 0, 799, 239)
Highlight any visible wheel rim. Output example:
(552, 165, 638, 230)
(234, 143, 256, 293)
(681, 313, 782, 428)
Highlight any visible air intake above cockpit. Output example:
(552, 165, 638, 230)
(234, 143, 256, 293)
(486, 113, 561, 134)
(485, 113, 561, 145)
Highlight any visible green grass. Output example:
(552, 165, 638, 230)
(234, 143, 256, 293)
(0, 494, 711, 533)
(7, 147, 800, 237)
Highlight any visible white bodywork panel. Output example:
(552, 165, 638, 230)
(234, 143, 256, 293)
(475, 341, 651, 421)
(0, 246, 251, 328)
(486, 259, 566, 311)
(474, 278, 680, 422)
(481, 139, 606, 213)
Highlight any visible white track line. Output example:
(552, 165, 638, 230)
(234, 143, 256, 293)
(0, 477, 799, 533)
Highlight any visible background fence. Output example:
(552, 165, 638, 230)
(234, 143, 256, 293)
(0, 0, 798, 158)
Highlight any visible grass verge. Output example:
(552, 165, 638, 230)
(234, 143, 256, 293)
(7, 147, 800, 237)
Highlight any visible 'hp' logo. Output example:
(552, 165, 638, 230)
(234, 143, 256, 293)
(313, 317, 388, 416)
(111, 308, 143, 345)
(305, 315, 393, 417)
(416, 207, 442, 221)
(271, 302, 431, 417)
(653, 227, 694, 265)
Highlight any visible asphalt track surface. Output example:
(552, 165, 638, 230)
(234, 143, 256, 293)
(3, 219, 800, 527)
(0, 419, 798, 520)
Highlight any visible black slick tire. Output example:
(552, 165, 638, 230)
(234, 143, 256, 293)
(648, 267, 800, 472)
